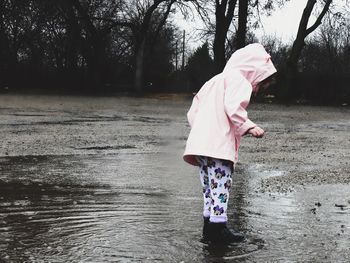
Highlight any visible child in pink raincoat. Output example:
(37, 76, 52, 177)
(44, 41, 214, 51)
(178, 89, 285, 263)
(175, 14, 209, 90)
(183, 43, 277, 243)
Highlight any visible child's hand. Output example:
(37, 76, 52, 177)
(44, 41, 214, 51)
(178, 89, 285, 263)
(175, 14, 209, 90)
(247, 126, 265, 138)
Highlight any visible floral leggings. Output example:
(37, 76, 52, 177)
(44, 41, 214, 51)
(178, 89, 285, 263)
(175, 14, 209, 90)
(196, 156, 233, 223)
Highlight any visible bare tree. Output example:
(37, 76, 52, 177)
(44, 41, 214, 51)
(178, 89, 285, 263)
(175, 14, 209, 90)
(308, 9, 350, 74)
(198, 0, 289, 72)
(287, 0, 332, 74)
(60, 0, 81, 72)
(118, 0, 204, 92)
(213, 0, 237, 72)
(236, 0, 290, 49)
(125, 0, 177, 92)
(0, 1, 14, 69)
(236, 0, 248, 49)
(70, 0, 116, 89)
(278, 0, 332, 101)
(0, 0, 30, 67)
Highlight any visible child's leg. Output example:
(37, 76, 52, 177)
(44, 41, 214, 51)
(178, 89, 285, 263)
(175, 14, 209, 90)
(206, 158, 233, 223)
(196, 156, 212, 218)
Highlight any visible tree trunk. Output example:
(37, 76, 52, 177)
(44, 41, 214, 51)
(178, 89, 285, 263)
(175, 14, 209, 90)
(72, 0, 109, 90)
(131, 0, 174, 93)
(0, 7, 18, 87)
(0, 21, 11, 66)
(64, 1, 80, 72)
(282, 0, 332, 101)
(287, 0, 332, 72)
(0, 20, 11, 86)
(213, 0, 237, 72)
(236, 0, 248, 49)
(135, 38, 146, 93)
(213, 20, 227, 72)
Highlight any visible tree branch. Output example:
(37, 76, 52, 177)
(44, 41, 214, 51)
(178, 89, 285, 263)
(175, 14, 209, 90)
(295, 0, 316, 41)
(140, 0, 167, 34)
(88, 16, 135, 30)
(225, 0, 237, 26)
(305, 0, 332, 36)
(71, 0, 97, 36)
(153, 0, 176, 41)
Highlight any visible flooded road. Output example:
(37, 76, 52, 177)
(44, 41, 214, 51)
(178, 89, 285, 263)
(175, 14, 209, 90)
(0, 94, 349, 262)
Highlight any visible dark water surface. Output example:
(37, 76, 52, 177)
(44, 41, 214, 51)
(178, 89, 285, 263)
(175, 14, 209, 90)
(0, 95, 349, 262)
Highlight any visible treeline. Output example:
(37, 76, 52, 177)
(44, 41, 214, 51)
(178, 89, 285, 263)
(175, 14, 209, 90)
(0, 0, 186, 93)
(0, 0, 349, 104)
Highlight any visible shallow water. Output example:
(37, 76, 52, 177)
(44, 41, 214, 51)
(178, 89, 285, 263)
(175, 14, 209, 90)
(0, 95, 349, 262)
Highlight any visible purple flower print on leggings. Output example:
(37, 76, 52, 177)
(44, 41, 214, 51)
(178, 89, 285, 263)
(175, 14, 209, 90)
(213, 205, 224, 215)
(214, 167, 226, 179)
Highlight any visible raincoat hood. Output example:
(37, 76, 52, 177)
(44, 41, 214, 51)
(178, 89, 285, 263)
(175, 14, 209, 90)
(223, 43, 277, 90)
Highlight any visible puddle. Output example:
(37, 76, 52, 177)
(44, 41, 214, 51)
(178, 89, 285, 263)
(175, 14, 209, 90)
(0, 153, 349, 262)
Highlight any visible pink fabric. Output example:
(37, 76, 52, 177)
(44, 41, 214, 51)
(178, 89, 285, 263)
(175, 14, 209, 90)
(183, 43, 277, 166)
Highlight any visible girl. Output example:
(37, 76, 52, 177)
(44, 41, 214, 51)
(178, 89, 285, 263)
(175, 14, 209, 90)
(183, 43, 277, 243)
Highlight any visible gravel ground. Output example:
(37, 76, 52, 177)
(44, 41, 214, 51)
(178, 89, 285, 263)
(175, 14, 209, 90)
(0, 94, 349, 192)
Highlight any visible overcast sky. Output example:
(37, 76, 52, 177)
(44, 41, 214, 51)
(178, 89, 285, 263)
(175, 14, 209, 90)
(174, 1, 319, 49)
(258, 1, 314, 42)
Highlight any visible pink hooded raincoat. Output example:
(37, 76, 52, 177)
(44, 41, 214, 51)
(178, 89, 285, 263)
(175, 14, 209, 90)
(183, 43, 277, 166)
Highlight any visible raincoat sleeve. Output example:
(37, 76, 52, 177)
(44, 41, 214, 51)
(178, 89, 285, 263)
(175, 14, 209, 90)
(223, 75, 257, 136)
(187, 94, 199, 128)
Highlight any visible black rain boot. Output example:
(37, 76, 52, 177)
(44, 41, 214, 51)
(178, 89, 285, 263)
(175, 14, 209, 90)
(206, 222, 245, 243)
(202, 217, 210, 239)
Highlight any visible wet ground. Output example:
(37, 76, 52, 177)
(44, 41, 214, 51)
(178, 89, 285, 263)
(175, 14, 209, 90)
(0, 94, 349, 262)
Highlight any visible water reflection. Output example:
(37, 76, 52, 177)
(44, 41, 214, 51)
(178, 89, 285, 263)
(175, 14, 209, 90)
(0, 152, 199, 262)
